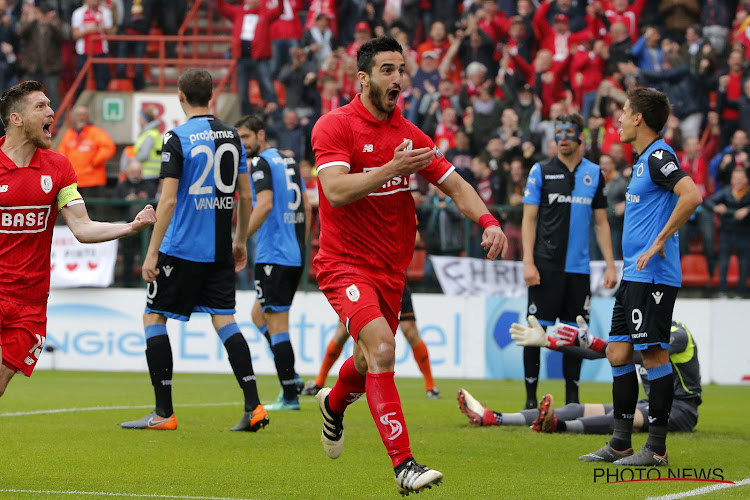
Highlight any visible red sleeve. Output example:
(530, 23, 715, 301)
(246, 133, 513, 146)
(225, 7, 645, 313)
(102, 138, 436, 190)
(264, 0, 284, 23)
(410, 124, 455, 185)
(532, 1, 553, 41)
(311, 113, 352, 172)
(216, 0, 241, 19)
(511, 53, 533, 83)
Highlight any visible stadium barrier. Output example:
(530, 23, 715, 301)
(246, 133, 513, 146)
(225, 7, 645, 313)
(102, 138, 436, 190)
(39, 289, 748, 385)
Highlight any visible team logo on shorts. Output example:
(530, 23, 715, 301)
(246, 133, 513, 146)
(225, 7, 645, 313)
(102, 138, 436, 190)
(346, 284, 360, 302)
(40, 175, 53, 194)
(528, 302, 537, 315)
(583, 173, 593, 186)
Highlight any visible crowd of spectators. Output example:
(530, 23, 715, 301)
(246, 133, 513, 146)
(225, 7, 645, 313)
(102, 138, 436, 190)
(4, 0, 750, 294)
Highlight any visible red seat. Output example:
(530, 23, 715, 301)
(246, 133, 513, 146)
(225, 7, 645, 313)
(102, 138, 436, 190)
(681, 254, 709, 287)
(406, 248, 426, 282)
(711, 255, 741, 287)
(107, 78, 134, 92)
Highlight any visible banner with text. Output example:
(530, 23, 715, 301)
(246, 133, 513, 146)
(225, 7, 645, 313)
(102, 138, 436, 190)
(50, 226, 118, 288)
(430, 256, 624, 297)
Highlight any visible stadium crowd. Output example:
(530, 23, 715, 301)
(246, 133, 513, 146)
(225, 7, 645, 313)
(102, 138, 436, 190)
(4, 0, 750, 294)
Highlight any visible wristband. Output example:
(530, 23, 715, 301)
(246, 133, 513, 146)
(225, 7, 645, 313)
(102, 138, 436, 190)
(479, 214, 500, 229)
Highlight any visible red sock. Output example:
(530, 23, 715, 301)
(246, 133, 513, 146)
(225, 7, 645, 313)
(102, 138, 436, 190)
(366, 371, 412, 468)
(328, 356, 366, 414)
(315, 340, 344, 387)
(411, 340, 435, 391)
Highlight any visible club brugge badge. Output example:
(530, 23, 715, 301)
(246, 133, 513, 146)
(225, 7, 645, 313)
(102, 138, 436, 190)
(41, 175, 53, 194)
(346, 284, 360, 302)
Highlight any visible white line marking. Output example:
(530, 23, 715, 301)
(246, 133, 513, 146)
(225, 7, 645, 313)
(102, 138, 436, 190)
(0, 402, 238, 418)
(0, 489, 259, 500)
(645, 477, 750, 500)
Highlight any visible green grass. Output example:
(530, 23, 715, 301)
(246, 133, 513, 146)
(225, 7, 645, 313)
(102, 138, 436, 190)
(1, 372, 749, 500)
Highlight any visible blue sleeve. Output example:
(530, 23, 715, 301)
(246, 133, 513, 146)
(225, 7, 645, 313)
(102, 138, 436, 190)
(709, 151, 723, 181)
(523, 163, 542, 205)
(238, 140, 248, 174)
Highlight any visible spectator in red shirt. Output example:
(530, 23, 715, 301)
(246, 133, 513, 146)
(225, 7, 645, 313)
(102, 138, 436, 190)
(270, 0, 303, 79)
(417, 21, 461, 82)
(318, 74, 342, 116)
(71, 0, 114, 92)
(476, 0, 509, 44)
(512, 48, 570, 117)
(216, 0, 283, 116)
(603, 0, 647, 43)
(305, 0, 338, 39)
(717, 50, 748, 147)
(570, 38, 606, 120)
(433, 106, 458, 153)
(347, 21, 371, 58)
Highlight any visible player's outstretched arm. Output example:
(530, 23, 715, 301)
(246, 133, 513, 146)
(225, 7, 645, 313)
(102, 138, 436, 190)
(61, 202, 156, 243)
(636, 176, 703, 271)
(437, 171, 508, 260)
(318, 139, 434, 207)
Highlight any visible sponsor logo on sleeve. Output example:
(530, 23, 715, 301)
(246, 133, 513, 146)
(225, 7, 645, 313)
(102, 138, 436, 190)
(660, 161, 678, 177)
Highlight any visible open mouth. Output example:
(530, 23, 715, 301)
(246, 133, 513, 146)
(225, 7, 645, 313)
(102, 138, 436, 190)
(387, 88, 400, 105)
(43, 123, 52, 138)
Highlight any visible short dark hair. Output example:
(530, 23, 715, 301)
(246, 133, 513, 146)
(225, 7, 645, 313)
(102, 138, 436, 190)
(0, 80, 45, 128)
(555, 112, 584, 132)
(357, 36, 403, 74)
(235, 114, 265, 133)
(178, 69, 213, 107)
(626, 87, 671, 133)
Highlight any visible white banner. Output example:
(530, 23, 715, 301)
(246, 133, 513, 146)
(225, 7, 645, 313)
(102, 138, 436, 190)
(430, 256, 624, 297)
(131, 93, 185, 143)
(49, 226, 118, 288)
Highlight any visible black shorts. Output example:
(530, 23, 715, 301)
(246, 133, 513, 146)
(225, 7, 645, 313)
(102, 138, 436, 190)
(609, 280, 678, 350)
(145, 253, 235, 321)
(637, 398, 698, 432)
(400, 283, 415, 322)
(254, 263, 303, 312)
(527, 269, 591, 326)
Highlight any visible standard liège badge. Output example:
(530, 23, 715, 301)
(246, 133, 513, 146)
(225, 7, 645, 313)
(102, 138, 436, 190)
(346, 284, 360, 302)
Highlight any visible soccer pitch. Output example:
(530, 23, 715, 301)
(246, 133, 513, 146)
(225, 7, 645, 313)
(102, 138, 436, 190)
(1, 372, 749, 500)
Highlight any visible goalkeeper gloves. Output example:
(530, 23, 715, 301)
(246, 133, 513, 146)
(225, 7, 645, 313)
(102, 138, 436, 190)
(509, 315, 576, 350)
(548, 315, 606, 352)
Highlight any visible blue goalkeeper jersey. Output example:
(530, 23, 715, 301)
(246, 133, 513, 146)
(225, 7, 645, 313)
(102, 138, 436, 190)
(622, 138, 687, 287)
(523, 156, 607, 274)
(251, 148, 306, 266)
(159, 115, 248, 264)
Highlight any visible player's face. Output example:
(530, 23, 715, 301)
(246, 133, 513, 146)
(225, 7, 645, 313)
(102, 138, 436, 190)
(237, 126, 260, 157)
(365, 51, 405, 115)
(618, 100, 637, 144)
(555, 125, 579, 157)
(21, 91, 54, 150)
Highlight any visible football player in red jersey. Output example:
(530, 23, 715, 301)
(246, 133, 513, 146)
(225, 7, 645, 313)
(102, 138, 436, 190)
(0, 81, 156, 398)
(310, 36, 507, 496)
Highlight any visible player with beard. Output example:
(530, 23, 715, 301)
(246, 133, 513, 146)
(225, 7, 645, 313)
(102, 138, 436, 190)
(310, 36, 508, 495)
(521, 112, 617, 410)
(0, 81, 156, 398)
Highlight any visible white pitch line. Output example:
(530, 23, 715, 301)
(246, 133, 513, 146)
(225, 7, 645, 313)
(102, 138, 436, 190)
(0, 489, 259, 500)
(0, 402, 238, 418)
(645, 477, 750, 500)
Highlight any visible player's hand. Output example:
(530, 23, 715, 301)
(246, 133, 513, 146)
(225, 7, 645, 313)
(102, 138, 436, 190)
(390, 139, 434, 176)
(232, 240, 248, 273)
(548, 322, 578, 349)
(142, 252, 159, 283)
(481, 225, 508, 260)
(510, 315, 548, 347)
(523, 262, 541, 286)
(636, 238, 665, 271)
(130, 204, 156, 232)
(603, 264, 618, 289)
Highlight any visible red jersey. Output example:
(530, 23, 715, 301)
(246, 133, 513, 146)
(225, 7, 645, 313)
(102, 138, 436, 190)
(270, 0, 303, 41)
(311, 95, 454, 272)
(0, 137, 81, 304)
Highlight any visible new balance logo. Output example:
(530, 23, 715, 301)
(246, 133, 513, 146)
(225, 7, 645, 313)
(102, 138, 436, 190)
(379, 412, 403, 440)
(652, 150, 664, 160)
(264, 265, 273, 276)
(648, 415, 657, 424)
(652, 291, 664, 304)
(362, 144, 373, 152)
(163, 265, 174, 277)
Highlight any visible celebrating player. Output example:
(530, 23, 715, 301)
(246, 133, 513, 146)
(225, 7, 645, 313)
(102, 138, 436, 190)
(459, 320, 701, 436)
(301, 283, 441, 399)
(120, 70, 267, 432)
(310, 36, 507, 495)
(579, 88, 702, 466)
(0, 81, 155, 398)
(521, 111, 617, 409)
(235, 114, 311, 411)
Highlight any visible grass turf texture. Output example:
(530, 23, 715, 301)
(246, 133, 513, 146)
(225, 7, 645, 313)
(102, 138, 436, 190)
(1, 372, 749, 500)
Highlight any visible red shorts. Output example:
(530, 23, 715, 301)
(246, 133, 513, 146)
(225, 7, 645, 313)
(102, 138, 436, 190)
(0, 298, 47, 377)
(315, 252, 405, 342)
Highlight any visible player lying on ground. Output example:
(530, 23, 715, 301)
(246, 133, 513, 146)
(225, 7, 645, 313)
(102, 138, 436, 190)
(301, 283, 441, 399)
(458, 318, 701, 438)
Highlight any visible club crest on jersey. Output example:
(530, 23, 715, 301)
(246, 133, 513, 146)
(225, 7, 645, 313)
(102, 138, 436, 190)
(346, 284, 360, 302)
(636, 163, 644, 177)
(40, 175, 53, 194)
(583, 173, 593, 186)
